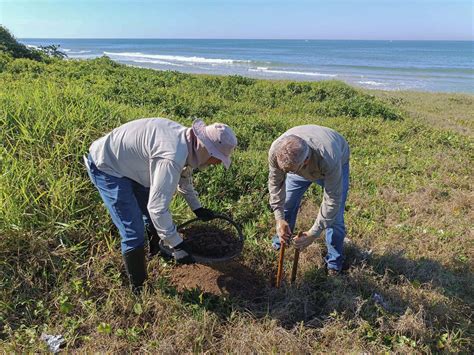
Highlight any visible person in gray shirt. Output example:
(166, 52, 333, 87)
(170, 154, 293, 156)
(268, 125, 350, 274)
(85, 117, 237, 291)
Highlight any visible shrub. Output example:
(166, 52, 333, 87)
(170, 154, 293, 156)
(0, 25, 42, 61)
(0, 51, 12, 71)
(6, 58, 46, 74)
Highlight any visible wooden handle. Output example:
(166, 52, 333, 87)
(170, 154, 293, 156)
(276, 241, 286, 288)
(291, 249, 300, 284)
(290, 232, 302, 284)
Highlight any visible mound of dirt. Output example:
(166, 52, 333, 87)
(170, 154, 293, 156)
(169, 261, 266, 300)
(180, 225, 242, 258)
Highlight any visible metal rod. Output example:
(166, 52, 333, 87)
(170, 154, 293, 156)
(276, 241, 286, 288)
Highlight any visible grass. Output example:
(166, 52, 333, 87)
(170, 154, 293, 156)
(0, 52, 473, 352)
(371, 89, 474, 136)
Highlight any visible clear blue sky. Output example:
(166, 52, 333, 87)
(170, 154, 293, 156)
(1, 0, 473, 40)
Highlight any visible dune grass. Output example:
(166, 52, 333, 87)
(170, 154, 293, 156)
(0, 54, 472, 352)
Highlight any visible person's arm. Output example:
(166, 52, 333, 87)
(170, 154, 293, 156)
(147, 158, 183, 248)
(268, 155, 286, 221)
(308, 159, 343, 237)
(268, 151, 293, 242)
(177, 166, 202, 211)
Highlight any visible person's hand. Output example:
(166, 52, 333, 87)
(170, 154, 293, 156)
(193, 207, 215, 221)
(293, 231, 317, 251)
(276, 219, 291, 244)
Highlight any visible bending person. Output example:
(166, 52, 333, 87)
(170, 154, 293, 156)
(268, 125, 350, 275)
(85, 117, 237, 291)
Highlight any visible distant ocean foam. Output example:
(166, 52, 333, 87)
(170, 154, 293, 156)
(249, 67, 337, 77)
(358, 80, 385, 86)
(26, 45, 91, 55)
(131, 58, 184, 67)
(103, 51, 250, 65)
(63, 49, 91, 54)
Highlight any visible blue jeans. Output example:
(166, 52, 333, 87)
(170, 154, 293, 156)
(85, 154, 152, 254)
(285, 162, 350, 271)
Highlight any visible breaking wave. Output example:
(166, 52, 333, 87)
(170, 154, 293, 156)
(103, 51, 250, 65)
(248, 67, 337, 77)
(358, 80, 385, 86)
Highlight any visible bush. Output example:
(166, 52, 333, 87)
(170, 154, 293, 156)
(6, 58, 46, 74)
(0, 51, 12, 71)
(0, 25, 66, 62)
(0, 25, 42, 61)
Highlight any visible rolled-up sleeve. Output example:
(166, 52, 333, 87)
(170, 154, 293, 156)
(147, 158, 183, 247)
(268, 150, 287, 221)
(177, 166, 202, 211)
(309, 159, 343, 237)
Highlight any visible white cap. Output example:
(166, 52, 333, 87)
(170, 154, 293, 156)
(192, 119, 238, 169)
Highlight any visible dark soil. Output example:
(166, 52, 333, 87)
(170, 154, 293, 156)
(180, 225, 242, 258)
(169, 261, 266, 300)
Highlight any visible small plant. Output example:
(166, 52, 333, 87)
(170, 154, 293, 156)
(97, 322, 112, 335)
(58, 295, 74, 315)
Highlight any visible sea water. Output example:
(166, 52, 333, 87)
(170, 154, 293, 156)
(21, 39, 474, 93)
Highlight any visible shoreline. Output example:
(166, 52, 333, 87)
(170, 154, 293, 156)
(20, 38, 474, 94)
(77, 55, 474, 96)
(89, 57, 474, 94)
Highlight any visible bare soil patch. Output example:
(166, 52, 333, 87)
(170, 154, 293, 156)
(169, 261, 266, 300)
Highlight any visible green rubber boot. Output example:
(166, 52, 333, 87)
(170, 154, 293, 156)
(123, 247, 147, 293)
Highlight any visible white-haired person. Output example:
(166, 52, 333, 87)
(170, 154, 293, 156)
(85, 117, 237, 291)
(268, 125, 350, 275)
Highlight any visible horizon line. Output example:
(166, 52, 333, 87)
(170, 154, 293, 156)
(19, 37, 474, 42)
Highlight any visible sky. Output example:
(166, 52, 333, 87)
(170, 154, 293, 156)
(1, 0, 473, 40)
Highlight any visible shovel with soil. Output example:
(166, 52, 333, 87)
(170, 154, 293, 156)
(159, 214, 244, 264)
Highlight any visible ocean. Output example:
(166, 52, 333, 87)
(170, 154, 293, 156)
(21, 39, 474, 93)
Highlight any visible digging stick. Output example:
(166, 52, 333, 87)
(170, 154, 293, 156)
(290, 232, 301, 284)
(276, 241, 286, 288)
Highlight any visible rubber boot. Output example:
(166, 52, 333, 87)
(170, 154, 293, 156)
(146, 224, 161, 257)
(123, 247, 147, 294)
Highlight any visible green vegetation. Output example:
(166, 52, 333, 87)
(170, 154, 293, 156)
(0, 25, 66, 67)
(0, 26, 42, 61)
(1, 30, 473, 352)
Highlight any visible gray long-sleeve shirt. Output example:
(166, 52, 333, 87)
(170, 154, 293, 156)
(268, 125, 350, 236)
(89, 118, 201, 247)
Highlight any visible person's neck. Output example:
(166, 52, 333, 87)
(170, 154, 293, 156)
(185, 128, 210, 168)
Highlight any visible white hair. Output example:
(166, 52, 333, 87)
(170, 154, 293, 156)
(275, 135, 309, 172)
